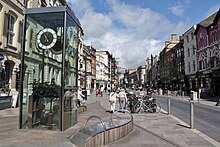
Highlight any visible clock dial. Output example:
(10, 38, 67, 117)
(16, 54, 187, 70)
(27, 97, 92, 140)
(37, 28, 57, 50)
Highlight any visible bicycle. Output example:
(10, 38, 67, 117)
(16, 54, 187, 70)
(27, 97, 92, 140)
(133, 96, 161, 113)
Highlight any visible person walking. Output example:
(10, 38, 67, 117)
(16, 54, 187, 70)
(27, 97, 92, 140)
(95, 88, 99, 97)
(100, 85, 104, 97)
(109, 90, 118, 113)
(77, 88, 85, 106)
(118, 88, 127, 112)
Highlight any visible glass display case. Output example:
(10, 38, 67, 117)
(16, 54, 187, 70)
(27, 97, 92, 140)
(20, 6, 80, 131)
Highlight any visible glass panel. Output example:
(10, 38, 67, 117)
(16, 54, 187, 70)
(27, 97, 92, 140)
(63, 13, 79, 130)
(22, 12, 64, 130)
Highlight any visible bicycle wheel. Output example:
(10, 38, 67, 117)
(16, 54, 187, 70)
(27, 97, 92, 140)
(154, 102, 161, 113)
(133, 100, 141, 113)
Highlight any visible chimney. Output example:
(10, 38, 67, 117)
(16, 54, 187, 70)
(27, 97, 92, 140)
(165, 41, 169, 46)
(171, 34, 177, 41)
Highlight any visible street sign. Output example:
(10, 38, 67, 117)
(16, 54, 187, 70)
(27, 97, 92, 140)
(0, 54, 4, 61)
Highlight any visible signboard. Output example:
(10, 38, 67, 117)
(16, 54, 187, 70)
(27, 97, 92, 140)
(0, 54, 4, 61)
(11, 91, 19, 108)
(0, 96, 12, 110)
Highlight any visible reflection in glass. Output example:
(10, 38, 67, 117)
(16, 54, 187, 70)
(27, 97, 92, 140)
(21, 6, 80, 131)
(22, 12, 64, 130)
(63, 13, 79, 130)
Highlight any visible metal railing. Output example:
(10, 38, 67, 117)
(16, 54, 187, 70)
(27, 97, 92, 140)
(110, 110, 133, 127)
(85, 115, 106, 145)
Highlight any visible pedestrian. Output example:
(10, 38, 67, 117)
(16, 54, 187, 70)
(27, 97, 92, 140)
(95, 88, 99, 97)
(109, 89, 118, 113)
(118, 88, 127, 113)
(201, 86, 206, 97)
(77, 88, 85, 106)
(100, 86, 104, 97)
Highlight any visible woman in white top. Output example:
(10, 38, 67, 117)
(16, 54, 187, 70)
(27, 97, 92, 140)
(109, 90, 118, 113)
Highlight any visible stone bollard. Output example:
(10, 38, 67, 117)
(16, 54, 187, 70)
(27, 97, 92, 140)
(167, 97, 170, 115)
(190, 102, 194, 129)
(198, 92, 200, 103)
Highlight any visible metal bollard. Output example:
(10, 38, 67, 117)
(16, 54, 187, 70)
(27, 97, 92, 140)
(182, 91, 184, 99)
(198, 92, 200, 103)
(190, 102, 194, 129)
(167, 97, 170, 115)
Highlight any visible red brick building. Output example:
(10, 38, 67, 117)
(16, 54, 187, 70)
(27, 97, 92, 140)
(194, 9, 220, 96)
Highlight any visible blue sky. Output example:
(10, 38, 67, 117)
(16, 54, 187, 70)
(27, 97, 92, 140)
(66, 0, 220, 68)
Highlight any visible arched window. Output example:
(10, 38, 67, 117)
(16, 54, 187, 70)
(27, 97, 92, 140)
(210, 30, 218, 44)
(211, 47, 220, 68)
(199, 52, 206, 70)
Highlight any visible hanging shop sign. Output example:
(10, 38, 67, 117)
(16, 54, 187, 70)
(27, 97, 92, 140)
(0, 54, 4, 61)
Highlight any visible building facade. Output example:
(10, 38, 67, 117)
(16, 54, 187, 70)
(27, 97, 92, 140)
(96, 51, 110, 88)
(195, 9, 220, 96)
(159, 34, 179, 90)
(90, 46, 96, 91)
(171, 36, 185, 91)
(0, 0, 25, 100)
(183, 26, 198, 91)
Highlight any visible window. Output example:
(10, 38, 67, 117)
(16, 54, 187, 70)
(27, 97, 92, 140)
(214, 31, 218, 42)
(41, 0, 47, 7)
(178, 63, 181, 72)
(7, 14, 16, 45)
(186, 35, 189, 42)
(191, 32, 194, 40)
(18, 21, 23, 45)
(199, 37, 204, 48)
(193, 60, 196, 71)
(192, 46, 196, 55)
(29, 29, 34, 48)
(210, 31, 217, 43)
(188, 48, 190, 57)
(188, 62, 191, 73)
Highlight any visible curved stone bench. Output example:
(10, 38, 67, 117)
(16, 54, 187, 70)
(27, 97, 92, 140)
(70, 112, 133, 147)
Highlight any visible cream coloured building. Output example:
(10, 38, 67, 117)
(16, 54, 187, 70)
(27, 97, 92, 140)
(0, 0, 25, 95)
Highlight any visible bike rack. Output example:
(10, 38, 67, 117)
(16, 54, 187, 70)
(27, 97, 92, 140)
(85, 115, 106, 145)
(110, 110, 133, 126)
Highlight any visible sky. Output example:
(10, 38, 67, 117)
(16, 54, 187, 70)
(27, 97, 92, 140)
(66, 0, 220, 69)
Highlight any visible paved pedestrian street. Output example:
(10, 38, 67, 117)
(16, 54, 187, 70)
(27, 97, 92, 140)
(0, 93, 219, 146)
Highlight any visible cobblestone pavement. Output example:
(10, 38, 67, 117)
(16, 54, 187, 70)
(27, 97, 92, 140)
(0, 92, 219, 146)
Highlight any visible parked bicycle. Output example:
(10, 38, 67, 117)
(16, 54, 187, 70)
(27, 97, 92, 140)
(133, 95, 161, 113)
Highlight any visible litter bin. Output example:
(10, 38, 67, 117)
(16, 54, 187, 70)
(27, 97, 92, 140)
(191, 91, 197, 101)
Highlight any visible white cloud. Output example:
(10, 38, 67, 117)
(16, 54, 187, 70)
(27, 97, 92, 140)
(168, 5, 185, 17)
(67, 0, 188, 68)
(168, 0, 190, 17)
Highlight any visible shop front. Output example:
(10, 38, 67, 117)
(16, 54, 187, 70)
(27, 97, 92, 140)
(20, 6, 81, 131)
